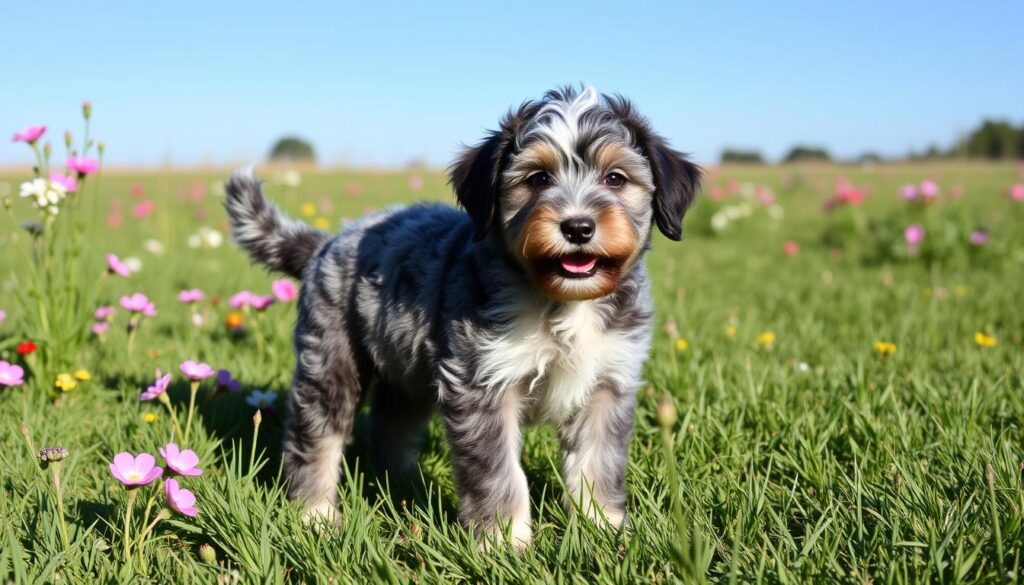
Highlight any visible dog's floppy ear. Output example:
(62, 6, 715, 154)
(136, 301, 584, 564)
(609, 96, 702, 241)
(448, 103, 534, 241)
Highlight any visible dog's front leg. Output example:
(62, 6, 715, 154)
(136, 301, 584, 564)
(442, 385, 531, 551)
(558, 385, 635, 528)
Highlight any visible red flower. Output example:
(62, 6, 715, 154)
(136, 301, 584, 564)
(16, 341, 37, 355)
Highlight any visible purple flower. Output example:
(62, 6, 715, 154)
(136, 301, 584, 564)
(250, 295, 275, 311)
(94, 306, 116, 320)
(140, 370, 172, 401)
(919, 180, 939, 198)
(179, 360, 214, 382)
(91, 322, 110, 336)
(271, 279, 298, 303)
(50, 172, 78, 193)
(969, 230, 988, 246)
(229, 291, 253, 309)
(0, 360, 25, 386)
(905, 224, 925, 246)
(120, 293, 156, 316)
(159, 443, 202, 476)
(177, 289, 205, 304)
(899, 184, 918, 200)
(215, 369, 241, 393)
(66, 156, 99, 176)
(107, 254, 131, 277)
(12, 125, 46, 144)
(165, 478, 199, 517)
(109, 452, 163, 486)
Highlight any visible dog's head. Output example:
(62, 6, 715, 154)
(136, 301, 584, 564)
(449, 85, 702, 301)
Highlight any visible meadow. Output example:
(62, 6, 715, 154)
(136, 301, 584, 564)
(1, 157, 1023, 583)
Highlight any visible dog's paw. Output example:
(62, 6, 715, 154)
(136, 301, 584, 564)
(302, 499, 340, 529)
(476, 519, 533, 554)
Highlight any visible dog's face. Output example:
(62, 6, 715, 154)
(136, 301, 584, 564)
(449, 86, 701, 301)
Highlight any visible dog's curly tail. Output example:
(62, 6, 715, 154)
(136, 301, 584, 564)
(224, 168, 329, 279)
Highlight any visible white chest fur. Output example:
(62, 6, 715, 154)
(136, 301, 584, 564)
(473, 300, 649, 424)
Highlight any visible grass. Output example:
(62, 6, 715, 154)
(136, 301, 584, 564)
(0, 162, 1022, 583)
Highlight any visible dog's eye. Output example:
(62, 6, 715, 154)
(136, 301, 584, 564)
(603, 172, 626, 188)
(527, 172, 551, 189)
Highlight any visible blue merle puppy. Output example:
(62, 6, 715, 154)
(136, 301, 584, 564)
(225, 85, 701, 550)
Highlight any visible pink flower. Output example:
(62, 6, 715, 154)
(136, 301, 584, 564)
(949, 186, 964, 198)
(66, 156, 99, 176)
(107, 213, 123, 228)
(120, 293, 156, 316)
(271, 279, 298, 303)
(12, 125, 46, 144)
(131, 200, 155, 219)
(107, 254, 131, 277)
(91, 322, 109, 336)
(250, 295, 275, 311)
(94, 306, 116, 320)
(177, 289, 205, 304)
(216, 369, 242, 393)
(130, 183, 145, 197)
(109, 452, 163, 486)
(1010, 184, 1024, 202)
(0, 309, 5, 322)
(408, 174, 424, 191)
(50, 172, 78, 192)
(755, 185, 775, 205)
(969, 230, 988, 246)
(905, 224, 925, 246)
(783, 240, 800, 256)
(919, 180, 939, 199)
(140, 370, 172, 400)
(899, 184, 918, 200)
(179, 360, 214, 382)
(229, 291, 253, 309)
(159, 443, 202, 476)
(165, 478, 199, 517)
(0, 360, 25, 386)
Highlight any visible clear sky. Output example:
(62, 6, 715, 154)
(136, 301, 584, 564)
(2, 1, 1021, 167)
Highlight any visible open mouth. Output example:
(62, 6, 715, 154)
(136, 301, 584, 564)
(554, 253, 600, 278)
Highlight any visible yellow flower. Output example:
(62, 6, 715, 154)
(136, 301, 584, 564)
(299, 203, 317, 218)
(225, 311, 244, 331)
(756, 331, 776, 348)
(313, 217, 331, 230)
(725, 325, 737, 337)
(54, 373, 77, 392)
(675, 338, 689, 352)
(142, 412, 159, 424)
(873, 341, 897, 356)
(975, 332, 997, 348)
(73, 369, 91, 381)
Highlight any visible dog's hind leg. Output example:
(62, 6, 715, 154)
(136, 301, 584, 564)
(367, 382, 433, 481)
(282, 287, 365, 524)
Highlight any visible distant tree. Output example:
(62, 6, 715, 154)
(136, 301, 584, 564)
(855, 152, 884, 165)
(720, 149, 765, 164)
(268, 136, 316, 163)
(961, 120, 1019, 160)
(782, 145, 831, 164)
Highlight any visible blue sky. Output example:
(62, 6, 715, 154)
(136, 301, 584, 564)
(2, 1, 1021, 167)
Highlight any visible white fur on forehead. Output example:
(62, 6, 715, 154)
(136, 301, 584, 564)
(520, 86, 603, 156)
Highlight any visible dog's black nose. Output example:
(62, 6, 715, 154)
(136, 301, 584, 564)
(560, 217, 595, 244)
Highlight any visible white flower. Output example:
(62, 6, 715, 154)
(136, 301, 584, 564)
(796, 362, 810, 373)
(191, 312, 205, 327)
(123, 257, 143, 273)
(187, 234, 201, 249)
(20, 179, 47, 200)
(768, 205, 785, 220)
(200, 227, 223, 248)
(275, 170, 301, 188)
(143, 239, 166, 255)
(710, 212, 728, 231)
(246, 390, 277, 408)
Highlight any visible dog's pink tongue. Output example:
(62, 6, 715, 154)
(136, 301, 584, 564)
(561, 254, 597, 274)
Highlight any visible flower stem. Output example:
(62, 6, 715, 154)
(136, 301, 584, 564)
(160, 395, 184, 442)
(135, 509, 170, 551)
(123, 490, 138, 564)
(184, 381, 200, 443)
(51, 462, 71, 549)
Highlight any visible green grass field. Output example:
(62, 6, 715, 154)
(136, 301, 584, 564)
(1, 163, 1022, 583)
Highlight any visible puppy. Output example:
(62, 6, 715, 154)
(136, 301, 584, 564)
(225, 85, 700, 550)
